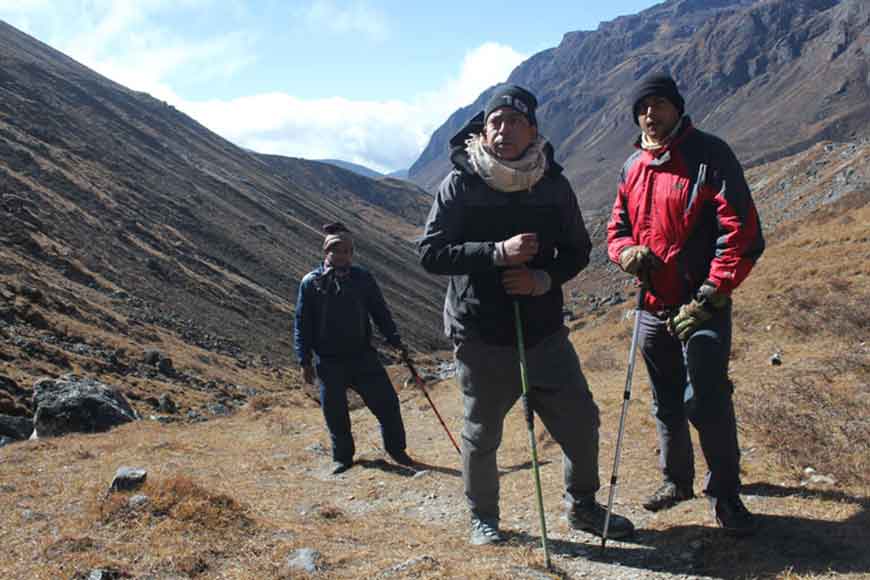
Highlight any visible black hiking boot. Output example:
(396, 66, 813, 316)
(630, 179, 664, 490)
(643, 482, 694, 512)
(388, 450, 416, 467)
(331, 460, 353, 475)
(710, 495, 757, 536)
(566, 498, 635, 539)
(469, 516, 504, 546)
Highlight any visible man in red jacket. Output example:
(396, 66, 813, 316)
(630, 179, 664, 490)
(607, 73, 765, 535)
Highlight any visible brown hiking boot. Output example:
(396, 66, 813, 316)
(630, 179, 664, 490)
(643, 482, 694, 512)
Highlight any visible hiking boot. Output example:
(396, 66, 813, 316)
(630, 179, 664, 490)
(388, 450, 416, 467)
(567, 498, 635, 539)
(643, 482, 694, 512)
(469, 516, 504, 546)
(710, 495, 757, 536)
(331, 460, 353, 475)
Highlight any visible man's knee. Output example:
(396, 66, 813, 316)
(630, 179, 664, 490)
(685, 379, 733, 424)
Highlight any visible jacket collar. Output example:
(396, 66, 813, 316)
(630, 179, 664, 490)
(633, 115, 694, 160)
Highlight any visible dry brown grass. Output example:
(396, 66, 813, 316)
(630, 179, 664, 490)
(733, 190, 870, 492)
(1, 197, 868, 578)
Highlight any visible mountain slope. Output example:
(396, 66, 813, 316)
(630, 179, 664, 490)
(1, 151, 866, 580)
(0, 20, 445, 368)
(316, 158, 384, 180)
(409, 0, 870, 211)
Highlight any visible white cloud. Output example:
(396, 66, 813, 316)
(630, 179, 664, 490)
(177, 93, 424, 174)
(301, 0, 390, 41)
(165, 42, 527, 173)
(418, 42, 529, 133)
(1, 0, 527, 173)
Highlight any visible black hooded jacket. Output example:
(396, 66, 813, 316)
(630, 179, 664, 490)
(418, 113, 592, 347)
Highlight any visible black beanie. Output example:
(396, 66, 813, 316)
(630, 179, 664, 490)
(630, 73, 685, 125)
(484, 84, 537, 126)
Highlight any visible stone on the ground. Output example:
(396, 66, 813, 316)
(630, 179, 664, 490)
(32, 375, 139, 437)
(110, 466, 147, 492)
(286, 548, 322, 573)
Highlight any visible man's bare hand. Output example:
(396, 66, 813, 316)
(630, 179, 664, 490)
(502, 267, 536, 295)
(501, 233, 538, 265)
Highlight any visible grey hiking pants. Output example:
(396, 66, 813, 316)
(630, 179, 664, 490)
(455, 326, 600, 522)
(638, 306, 741, 498)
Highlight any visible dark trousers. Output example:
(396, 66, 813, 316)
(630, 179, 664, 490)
(455, 327, 600, 522)
(638, 307, 741, 498)
(316, 348, 407, 463)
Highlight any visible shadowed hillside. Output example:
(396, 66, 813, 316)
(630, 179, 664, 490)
(0, 20, 445, 373)
(409, 0, 870, 212)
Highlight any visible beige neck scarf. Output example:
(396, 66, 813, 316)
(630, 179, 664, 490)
(641, 116, 686, 151)
(465, 134, 549, 192)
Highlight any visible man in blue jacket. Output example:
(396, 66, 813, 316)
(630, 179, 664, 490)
(419, 85, 634, 545)
(294, 222, 414, 474)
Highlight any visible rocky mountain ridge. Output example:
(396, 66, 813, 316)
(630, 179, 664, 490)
(409, 0, 870, 212)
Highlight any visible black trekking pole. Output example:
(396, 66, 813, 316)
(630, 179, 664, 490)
(513, 300, 551, 570)
(601, 285, 647, 554)
(402, 354, 461, 456)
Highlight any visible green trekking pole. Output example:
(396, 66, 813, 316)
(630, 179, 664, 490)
(513, 300, 551, 570)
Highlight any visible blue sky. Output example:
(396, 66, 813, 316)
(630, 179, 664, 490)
(0, 0, 660, 173)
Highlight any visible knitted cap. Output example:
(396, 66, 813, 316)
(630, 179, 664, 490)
(630, 73, 685, 124)
(322, 222, 353, 252)
(484, 84, 538, 126)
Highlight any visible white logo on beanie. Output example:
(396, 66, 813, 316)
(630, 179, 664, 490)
(499, 95, 528, 114)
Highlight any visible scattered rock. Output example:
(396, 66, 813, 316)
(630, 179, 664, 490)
(800, 467, 836, 487)
(0, 414, 33, 440)
(110, 467, 148, 492)
(128, 494, 149, 509)
(157, 356, 174, 375)
(286, 548, 323, 574)
(32, 375, 139, 437)
(158, 393, 177, 413)
(142, 350, 162, 366)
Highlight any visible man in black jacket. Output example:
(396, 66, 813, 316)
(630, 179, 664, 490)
(294, 223, 413, 474)
(419, 85, 634, 545)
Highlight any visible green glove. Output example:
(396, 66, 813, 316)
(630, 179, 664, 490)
(667, 282, 731, 341)
(667, 300, 711, 341)
(619, 245, 662, 277)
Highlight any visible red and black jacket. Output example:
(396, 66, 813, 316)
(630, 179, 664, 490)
(607, 117, 765, 311)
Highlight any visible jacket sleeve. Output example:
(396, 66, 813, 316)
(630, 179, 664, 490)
(293, 276, 315, 366)
(364, 272, 402, 347)
(418, 172, 497, 275)
(546, 180, 591, 286)
(606, 173, 636, 265)
(706, 142, 765, 294)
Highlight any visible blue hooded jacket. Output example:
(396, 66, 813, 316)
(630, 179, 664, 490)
(293, 264, 402, 365)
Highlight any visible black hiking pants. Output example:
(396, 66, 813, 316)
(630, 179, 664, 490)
(638, 306, 742, 498)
